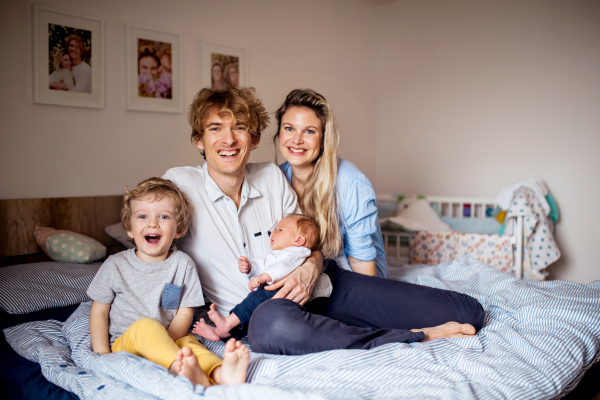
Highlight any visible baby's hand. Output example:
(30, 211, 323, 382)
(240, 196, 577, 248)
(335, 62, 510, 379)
(239, 256, 251, 274)
(248, 275, 266, 291)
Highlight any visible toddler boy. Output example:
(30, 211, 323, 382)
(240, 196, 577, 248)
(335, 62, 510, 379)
(87, 177, 249, 387)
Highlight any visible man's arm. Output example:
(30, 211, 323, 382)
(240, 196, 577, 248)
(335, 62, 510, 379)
(264, 250, 322, 305)
(89, 301, 112, 355)
(167, 307, 194, 341)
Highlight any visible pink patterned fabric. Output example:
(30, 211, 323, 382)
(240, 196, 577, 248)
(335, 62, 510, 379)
(409, 231, 513, 273)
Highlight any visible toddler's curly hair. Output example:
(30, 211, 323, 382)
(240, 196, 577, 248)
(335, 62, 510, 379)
(121, 177, 191, 243)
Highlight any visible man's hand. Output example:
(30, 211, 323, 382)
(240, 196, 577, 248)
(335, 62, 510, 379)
(264, 250, 322, 305)
(248, 273, 270, 291)
(239, 256, 251, 274)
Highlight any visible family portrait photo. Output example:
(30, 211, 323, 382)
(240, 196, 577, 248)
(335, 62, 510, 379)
(210, 53, 239, 90)
(202, 41, 245, 90)
(33, 6, 104, 108)
(48, 24, 92, 93)
(137, 38, 172, 99)
(126, 24, 182, 113)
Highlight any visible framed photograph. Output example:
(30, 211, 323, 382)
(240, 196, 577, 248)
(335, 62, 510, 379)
(202, 41, 246, 90)
(126, 24, 183, 113)
(33, 5, 104, 109)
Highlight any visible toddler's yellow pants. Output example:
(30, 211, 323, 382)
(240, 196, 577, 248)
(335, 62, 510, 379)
(112, 318, 222, 379)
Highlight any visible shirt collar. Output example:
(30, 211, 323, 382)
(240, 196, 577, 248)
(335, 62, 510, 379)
(202, 162, 262, 204)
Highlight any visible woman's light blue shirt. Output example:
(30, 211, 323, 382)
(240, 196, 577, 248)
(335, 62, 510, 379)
(280, 159, 390, 278)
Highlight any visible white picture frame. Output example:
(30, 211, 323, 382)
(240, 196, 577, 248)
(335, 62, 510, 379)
(126, 24, 183, 113)
(33, 5, 104, 109)
(201, 41, 246, 90)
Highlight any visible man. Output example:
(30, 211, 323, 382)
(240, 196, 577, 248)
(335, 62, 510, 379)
(163, 86, 322, 319)
(66, 34, 91, 93)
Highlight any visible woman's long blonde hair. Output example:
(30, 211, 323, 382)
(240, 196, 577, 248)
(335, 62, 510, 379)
(273, 89, 341, 259)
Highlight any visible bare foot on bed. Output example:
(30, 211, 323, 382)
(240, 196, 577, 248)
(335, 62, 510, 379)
(192, 304, 239, 341)
(413, 322, 476, 342)
(212, 339, 249, 386)
(192, 318, 224, 342)
(207, 304, 239, 338)
(171, 346, 211, 387)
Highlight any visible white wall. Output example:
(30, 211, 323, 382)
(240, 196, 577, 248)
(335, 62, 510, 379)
(0, 0, 378, 199)
(375, 0, 600, 283)
(2, 0, 599, 284)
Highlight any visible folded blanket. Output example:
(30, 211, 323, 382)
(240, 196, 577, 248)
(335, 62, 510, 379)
(5, 256, 600, 400)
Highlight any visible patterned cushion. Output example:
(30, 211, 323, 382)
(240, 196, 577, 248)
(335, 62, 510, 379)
(0, 262, 101, 314)
(34, 227, 106, 263)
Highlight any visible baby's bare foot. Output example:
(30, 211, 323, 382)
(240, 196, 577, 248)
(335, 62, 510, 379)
(219, 339, 249, 385)
(192, 318, 222, 342)
(414, 321, 476, 342)
(207, 304, 233, 338)
(174, 346, 211, 387)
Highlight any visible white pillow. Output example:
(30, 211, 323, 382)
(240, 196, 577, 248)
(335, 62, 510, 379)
(386, 199, 451, 233)
(105, 223, 135, 249)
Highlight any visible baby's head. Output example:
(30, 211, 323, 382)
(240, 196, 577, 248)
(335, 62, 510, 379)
(270, 214, 319, 252)
(121, 177, 191, 261)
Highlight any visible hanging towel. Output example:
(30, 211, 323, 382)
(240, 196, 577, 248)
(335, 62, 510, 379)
(495, 178, 551, 216)
(504, 187, 560, 279)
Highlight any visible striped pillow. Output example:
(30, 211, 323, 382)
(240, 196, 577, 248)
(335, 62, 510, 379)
(0, 262, 101, 314)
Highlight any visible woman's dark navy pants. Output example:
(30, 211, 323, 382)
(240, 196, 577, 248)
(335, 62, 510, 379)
(247, 261, 485, 355)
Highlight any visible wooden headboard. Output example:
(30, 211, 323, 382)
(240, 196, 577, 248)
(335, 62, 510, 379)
(0, 195, 125, 267)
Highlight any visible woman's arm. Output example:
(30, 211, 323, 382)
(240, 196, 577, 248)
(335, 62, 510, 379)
(265, 250, 322, 305)
(89, 301, 112, 355)
(339, 164, 384, 277)
(167, 307, 194, 341)
(348, 257, 377, 276)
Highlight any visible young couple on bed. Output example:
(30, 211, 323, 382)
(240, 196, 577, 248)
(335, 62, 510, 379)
(87, 85, 485, 388)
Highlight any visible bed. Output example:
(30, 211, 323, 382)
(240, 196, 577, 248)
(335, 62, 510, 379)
(2, 195, 600, 400)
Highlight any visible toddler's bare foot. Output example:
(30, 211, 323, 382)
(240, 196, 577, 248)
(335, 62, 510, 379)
(207, 304, 233, 339)
(219, 339, 249, 385)
(173, 346, 211, 387)
(192, 318, 223, 342)
(413, 321, 476, 342)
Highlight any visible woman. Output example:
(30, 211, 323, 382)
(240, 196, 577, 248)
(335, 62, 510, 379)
(49, 48, 75, 90)
(211, 60, 225, 90)
(247, 89, 485, 355)
(274, 89, 387, 278)
(137, 46, 161, 98)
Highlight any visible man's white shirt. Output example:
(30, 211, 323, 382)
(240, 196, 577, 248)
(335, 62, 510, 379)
(163, 162, 299, 315)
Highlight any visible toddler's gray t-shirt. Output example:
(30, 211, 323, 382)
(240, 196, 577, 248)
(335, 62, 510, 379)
(87, 248, 204, 344)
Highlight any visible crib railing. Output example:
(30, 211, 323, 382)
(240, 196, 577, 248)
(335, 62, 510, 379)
(379, 195, 523, 279)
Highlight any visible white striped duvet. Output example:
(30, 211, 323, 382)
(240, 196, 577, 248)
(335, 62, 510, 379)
(4, 256, 600, 399)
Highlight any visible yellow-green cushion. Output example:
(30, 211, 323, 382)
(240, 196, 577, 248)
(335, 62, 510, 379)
(34, 227, 106, 263)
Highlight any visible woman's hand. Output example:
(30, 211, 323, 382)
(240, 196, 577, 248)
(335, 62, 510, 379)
(264, 250, 322, 305)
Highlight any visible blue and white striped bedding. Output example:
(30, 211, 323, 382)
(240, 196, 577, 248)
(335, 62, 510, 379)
(0, 261, 101, 314)
(4, 256, 600, 399)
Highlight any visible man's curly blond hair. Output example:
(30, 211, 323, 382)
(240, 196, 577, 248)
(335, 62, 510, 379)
(188, 84, 270, 154)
